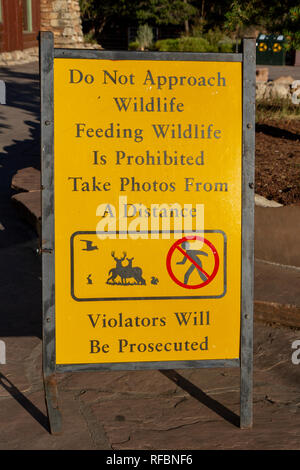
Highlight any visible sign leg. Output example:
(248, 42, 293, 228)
(240, 338, 253, 428)
(40, 31, 62, 435)
(240, 37, 256, 429)
(43, 372, 62, 434)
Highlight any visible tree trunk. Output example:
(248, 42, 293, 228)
(184, 0, 189, 35)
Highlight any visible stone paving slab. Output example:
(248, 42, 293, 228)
(0, 322, 299, 449)
(68, 322, 300, 450)
(255, 205, 300, 268)
(11, 167, 41, 192)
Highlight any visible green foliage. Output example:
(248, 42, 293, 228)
(218, 41, 235, 53)
(204, 28, 224, 47)
(79, 0, 137, 40)
(223, 1, 300, 51)
(204, 28, 235, 52)
(155, 37, 212, 52)
(128, 41, 139, 51)
(154, 39, 178, 52)
(283, 6, 300, 50)
(284, 31, 300, 51)
(256, 96, 300, 121)
(136, 0, 197, 26)
(136, 24, 154, 50)
(154, 29, 235, 53)
(224, 1, 254, 33)
(79, 0, 300, 54)
(178, 37, 212, 52)
(82, 31, 97, 45)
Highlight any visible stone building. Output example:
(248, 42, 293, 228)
(40, 0, 84, 48)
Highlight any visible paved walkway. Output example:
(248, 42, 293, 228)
(0, 61, 299, 450)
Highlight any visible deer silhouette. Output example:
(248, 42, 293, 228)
(107, 251, 127, 284)
(122, 257, 146, 285)
(106, 253, 146, 285)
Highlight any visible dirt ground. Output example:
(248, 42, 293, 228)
(255, 119, 300, 205)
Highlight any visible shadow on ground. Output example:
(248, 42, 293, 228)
(0, 64, 42, 338)
(0, 372, 49, 432)
(161, 370, 240, 427)
(255, 123, 300, 141)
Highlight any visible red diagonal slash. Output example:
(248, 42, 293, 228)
(176, 245, 210, 279)
(166, 236, 219, 289)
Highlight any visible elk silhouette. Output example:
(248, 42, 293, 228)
(107, 252, 146, 285)
(107, 251, 126, 284)
(123, 257, 146, 285)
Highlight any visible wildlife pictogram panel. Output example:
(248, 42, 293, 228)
(70, 230, 226, 301)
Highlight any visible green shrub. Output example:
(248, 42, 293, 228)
(204, 28, 224, 50)
(154, 31, 235, 53)
(155, 37, 212, 52)
(136, 24, 154, 51)
(154, 39, 180, 52)
(128, 41, 139, 51)
(83, 31, 97, 45)
(178, 37, 212, 52)
(218, 41, 235, 53)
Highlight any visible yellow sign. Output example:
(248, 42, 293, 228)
(53, 58, 242, 365)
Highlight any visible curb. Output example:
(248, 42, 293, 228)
(254, 300, 300, 329)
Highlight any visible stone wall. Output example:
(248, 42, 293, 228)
(0, 47, 39, 66)
(40, 0, 84, 48)
(256, 73, 300, 104)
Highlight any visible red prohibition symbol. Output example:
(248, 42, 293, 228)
(166, 235, 220, 289)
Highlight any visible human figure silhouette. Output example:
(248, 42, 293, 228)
(176, 241, 208, 284)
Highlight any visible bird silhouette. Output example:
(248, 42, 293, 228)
(80, 240, 98, 251)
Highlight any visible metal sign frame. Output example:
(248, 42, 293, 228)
(40, 31, 255, 434)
